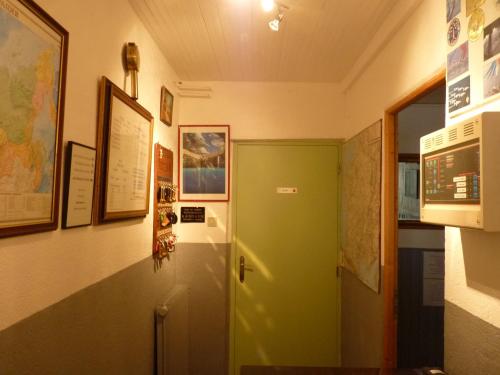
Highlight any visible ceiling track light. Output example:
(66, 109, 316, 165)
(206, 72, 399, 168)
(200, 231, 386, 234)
(268, 3, 288, 32)
(269, 13, 284, 32)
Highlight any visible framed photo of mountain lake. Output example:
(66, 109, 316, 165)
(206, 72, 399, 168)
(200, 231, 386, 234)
(178, 125, 230, 202)
(0, 0, 69, 238)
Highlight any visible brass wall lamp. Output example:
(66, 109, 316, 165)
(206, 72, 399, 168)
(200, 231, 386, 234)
(122, 42, 140, 100)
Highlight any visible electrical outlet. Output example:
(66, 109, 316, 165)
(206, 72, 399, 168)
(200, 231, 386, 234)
(207, 217, 217, 227)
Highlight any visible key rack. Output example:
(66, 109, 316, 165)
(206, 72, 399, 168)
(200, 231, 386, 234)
(152, 143, 177, 269)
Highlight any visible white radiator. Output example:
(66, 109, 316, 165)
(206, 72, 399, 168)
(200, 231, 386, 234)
(156, 285, 189, 375)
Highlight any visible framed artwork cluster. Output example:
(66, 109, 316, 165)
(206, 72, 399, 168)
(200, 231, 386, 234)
(446, 0, 500, 115)
(0, 0, 230, 240)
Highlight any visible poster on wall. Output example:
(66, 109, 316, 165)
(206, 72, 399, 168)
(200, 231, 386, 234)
(484, 17, 500, 61)
(447, 42, 469, 80)
(447, 0, 461, 23)
(178, 125, 230, 202)
(0, 0, 69, 238)
(449, 76, 471, 112)
(484, 57, 500, 98)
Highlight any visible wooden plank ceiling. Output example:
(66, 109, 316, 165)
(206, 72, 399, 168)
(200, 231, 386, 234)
(128, 0, 399, 82)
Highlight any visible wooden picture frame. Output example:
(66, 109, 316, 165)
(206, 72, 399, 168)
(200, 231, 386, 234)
(94, 77, 154, 223)
(62, 142, 96, 229)
(0, 0, 68, 238)
(178, 125, 230, 202)
(160, 86, 174, 126)
(398, 153, 443, 230)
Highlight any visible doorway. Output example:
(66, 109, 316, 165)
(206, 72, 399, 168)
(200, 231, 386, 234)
(230, 141, 341, 374)
(396, 84, 446, 368)
(382, 71, 446, 368)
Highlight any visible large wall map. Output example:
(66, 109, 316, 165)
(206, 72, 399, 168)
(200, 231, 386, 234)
(341, 121, 382, 293)
(0, 3, 63, 226)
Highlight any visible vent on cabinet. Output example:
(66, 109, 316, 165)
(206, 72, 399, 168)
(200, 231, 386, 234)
(434, 133, 444, 146)
(424, 138, 432, 150)
(464, 122, 475, 137)
(448, 128, 458, 142)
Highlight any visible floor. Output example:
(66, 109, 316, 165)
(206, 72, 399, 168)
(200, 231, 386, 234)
(240, 367, 424, 375)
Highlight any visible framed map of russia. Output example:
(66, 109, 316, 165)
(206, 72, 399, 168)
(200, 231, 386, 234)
(0, 0, 68, 238)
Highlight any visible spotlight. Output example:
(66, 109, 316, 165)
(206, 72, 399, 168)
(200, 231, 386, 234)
(269, 13, 283, 31)
(261, 0, 275, 12)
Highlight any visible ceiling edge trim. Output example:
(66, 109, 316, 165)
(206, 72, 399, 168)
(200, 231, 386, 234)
(339, 0, 425, 94)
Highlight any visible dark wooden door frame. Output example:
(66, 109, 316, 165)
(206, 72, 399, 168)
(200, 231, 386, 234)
(382, 69, 446, 368)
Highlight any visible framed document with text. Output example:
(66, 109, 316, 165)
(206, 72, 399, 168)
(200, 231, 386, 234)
(62, 142, 96, 229)
(0, 0, 68, 238)
(94, 77, 153, 223)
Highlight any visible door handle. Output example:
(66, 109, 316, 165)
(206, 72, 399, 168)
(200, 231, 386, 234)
(239, 256, 254, 283)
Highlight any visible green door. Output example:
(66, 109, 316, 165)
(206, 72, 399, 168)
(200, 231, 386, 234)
(232, 141, 340, 374)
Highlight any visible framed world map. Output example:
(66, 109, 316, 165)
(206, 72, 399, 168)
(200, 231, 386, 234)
(0, 0, 68, 238)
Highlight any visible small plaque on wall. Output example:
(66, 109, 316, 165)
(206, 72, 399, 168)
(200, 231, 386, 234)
(181, 207, 205, 223)
(62, 142, 96, 229)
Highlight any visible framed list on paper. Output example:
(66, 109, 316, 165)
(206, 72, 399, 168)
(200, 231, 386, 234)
(62, 142, 96, 229)
(0, 0, 69, 238)
(94, 77, 154, 223)
(178, 125, 230, 202)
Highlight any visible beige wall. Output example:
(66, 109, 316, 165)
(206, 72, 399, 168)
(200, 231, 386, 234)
(443, 1, 500, 371)
(341, 0, 446, 366)
(177, 81, 347, 243)
(345, 0, 500, 371)
(443, 0, 500, 336)
(0, 0, 179, 331)
(3, 0, 500, 372)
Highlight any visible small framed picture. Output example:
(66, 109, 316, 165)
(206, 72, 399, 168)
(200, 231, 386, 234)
(62, 142, 96, 229)
(178, 125, 230, 202)
(160, 86, 174, 126)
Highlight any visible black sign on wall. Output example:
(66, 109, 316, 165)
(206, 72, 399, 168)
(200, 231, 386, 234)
(180, 207, 206, 223)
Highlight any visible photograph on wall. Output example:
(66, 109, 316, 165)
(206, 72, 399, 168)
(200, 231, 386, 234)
(484, 17, 500, 61)
(0, 0, 68, 238)
(449, 76, 471, 113)
(160, 86, 174, 126)
(447, 0, 461, 23)
(178, 125, 230, 202)
(447, 42, 469, 81)
(484, 58, 500, 98)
